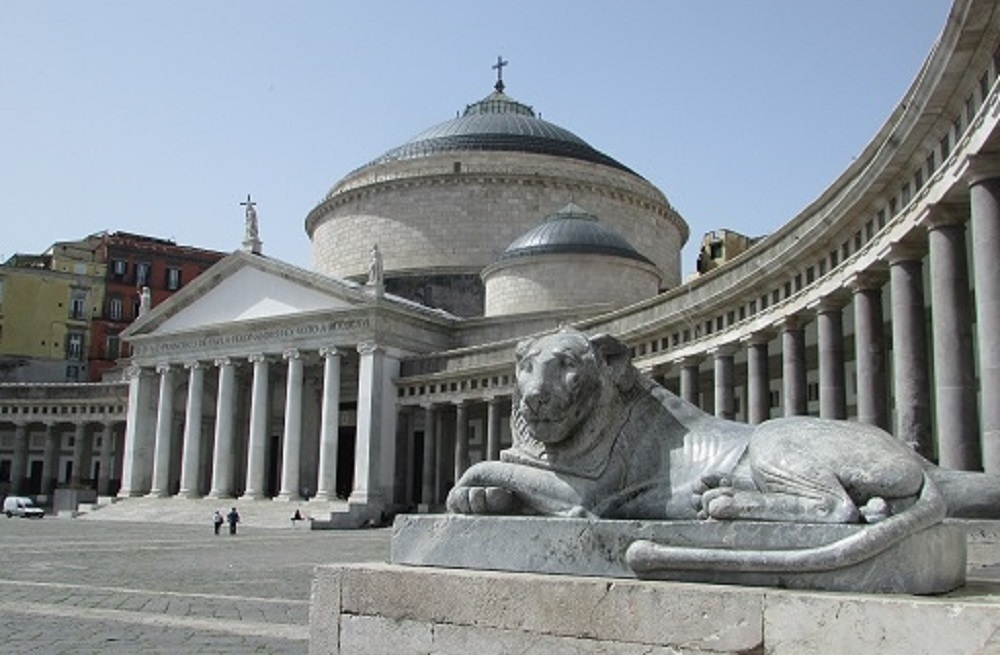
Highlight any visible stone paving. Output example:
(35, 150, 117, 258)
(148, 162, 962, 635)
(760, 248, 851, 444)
(0, 516, 390, 654)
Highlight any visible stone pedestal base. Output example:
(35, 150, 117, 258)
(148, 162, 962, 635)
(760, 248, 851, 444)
(309, 563, 1000, 655)
(391, 515, 966, 594)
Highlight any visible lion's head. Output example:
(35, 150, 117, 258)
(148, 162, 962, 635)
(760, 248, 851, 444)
(506, 329, 639, 475)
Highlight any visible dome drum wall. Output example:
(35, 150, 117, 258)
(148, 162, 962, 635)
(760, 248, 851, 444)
(483, 253, 661, 316)
(309, 152, 685, 295)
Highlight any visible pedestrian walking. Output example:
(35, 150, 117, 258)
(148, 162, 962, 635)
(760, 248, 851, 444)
(213, 510, 223, 535)
(227, 507, 240, 535)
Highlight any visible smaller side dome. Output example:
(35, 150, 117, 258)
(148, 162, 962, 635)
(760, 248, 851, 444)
(500, 203, 653, 265)
(483, 204, 662, 317)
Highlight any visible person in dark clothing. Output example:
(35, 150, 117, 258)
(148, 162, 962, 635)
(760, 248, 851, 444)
(213, 510, 224, 535)
(227, 507, 240, 535)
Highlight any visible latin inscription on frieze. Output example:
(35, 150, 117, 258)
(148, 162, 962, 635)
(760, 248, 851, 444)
(133, 319, 370, 357)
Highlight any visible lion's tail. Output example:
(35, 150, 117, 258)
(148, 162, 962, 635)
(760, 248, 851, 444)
(625, 473, 946, 574)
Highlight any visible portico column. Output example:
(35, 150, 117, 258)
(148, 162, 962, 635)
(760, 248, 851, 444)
(454, 400, 470, 480)
(315, 347, 342, 501)
(781, 316, 807, 417)
(178, 361, 206, 498)
(815, 298, 847, 420)
(277, 349, 304, 502)
(888, 244, 932, 455)
(11, 422, 29, 495)
(969, 158, 1000, 471)
(70, 423, 86, 487)
(349, 342, 401, 508)
(148, 363, 175, 497)
(927, 206, 980, 470)
(241, 354, 269, 500)
(851, 272, 889, 429)
(745, 335, 770, 424)
(712, 346, 736, 420)
(421, 404, 437, 506)
(41, 422, 59, 494)
(208, 357, 236, 499)
(486, 397, 502, 460)
(679, 357, 701, 407)
(97, 421, 114, 495)
(119, 364, 157, 497)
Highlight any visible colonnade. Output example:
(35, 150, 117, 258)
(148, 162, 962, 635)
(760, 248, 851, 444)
(665, 169, 1000, 472)
(1, 419, 122, 496)
(119, 341, 400, 507)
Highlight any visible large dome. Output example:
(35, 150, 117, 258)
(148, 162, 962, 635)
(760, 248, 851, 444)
(351, 89, 635, 176)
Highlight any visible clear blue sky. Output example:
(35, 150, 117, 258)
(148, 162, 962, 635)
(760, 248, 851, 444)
(1, 2, 953, 276)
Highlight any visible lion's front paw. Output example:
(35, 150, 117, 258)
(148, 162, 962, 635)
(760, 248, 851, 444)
(697, 486, 738, 519)
(446, 486, 518, 515)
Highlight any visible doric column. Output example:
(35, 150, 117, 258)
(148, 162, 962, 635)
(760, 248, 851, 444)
(781, 316, 807, 417)
(97, 421, 114, 495)
(11, 422, 29, 496)
(148, 363, 175, 497)
(41, 422, 59, 495)
(486, 396, 502, 460)
(349, 342, 401, 508)
(678, 357, 701, 407)
(421, 404, 438, 506)
(241, 354, 269, 500)
(888, 244, 932, 456)
(712, 346, 736, 420)
(119, 364, 157, 497)
(178, 361, 206, 498)
(968, 157, 1000, 471)
(850, 271, 889, 429)
(277, 348, 304, 501)
(70, 423, 86, 487)
(744, 334, 770, 425)
(814, 297, 847, 420)
(927, 206, 980, 470)
(208, 357, 236, 499)
(315, 347, 342, 501)
(454, 400, 470, 480)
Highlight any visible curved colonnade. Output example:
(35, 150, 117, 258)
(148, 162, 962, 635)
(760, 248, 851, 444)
(396, 0, 1000, 504)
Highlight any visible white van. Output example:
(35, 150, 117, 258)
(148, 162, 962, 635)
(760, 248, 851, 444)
(3, 496, 44, 518)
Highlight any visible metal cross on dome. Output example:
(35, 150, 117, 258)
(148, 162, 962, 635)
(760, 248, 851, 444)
(492, 56, 508, 92)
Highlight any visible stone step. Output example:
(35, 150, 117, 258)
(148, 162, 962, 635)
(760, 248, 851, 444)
(78, 496, 351, 530)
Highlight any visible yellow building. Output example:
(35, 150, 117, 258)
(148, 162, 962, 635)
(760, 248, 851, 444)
(0, 254, 101, 382)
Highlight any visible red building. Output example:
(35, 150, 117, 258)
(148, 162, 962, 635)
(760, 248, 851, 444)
(56, 232, 226, 381)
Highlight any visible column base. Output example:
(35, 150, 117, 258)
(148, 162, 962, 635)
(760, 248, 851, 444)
(239, 492, 267, 501)
(206, 491, 234, 500)
(273, 492, 302, 502)
(144, 490, 172, 499)
(175, 490, 202, 499)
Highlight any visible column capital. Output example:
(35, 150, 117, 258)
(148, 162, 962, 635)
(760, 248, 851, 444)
(883, 240, 926, 265)
(806, 291, 850, 314)
(214, 357, 233, 368)
(155, 362, 172, 375)
(453, 398, 469, 408)
(357, 341, 381, 356)
(923, 203, 967, 230)
(283, 348, 301, 361)
(247, 353, 269, 364)
(740, 330, 774, 346)
(125, 363, 146, 380)
(184, 360, 203, 371)
(676, 355, 704, 368)
(779, 313, 806, 331)
(319, 346, 341, 359)
(709, 344, 738, 358)
(965, 154, 1000, 186)
(845, 269, 889, 293)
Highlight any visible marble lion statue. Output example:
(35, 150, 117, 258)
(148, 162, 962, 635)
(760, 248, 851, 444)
(447, 329, 1000, 572)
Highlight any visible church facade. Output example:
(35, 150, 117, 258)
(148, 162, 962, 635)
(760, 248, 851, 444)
(3, 0, 1000, 526)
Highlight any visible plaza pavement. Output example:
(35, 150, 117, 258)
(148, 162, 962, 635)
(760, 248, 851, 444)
(0, 515, 390, 654)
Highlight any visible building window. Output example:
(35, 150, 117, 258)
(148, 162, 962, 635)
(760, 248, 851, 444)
(69, 290, 87, 320)
(901, 182, 911, 205)
(166, 267, 181, 290)
(830, 250, 838, 268)
(914, 168, 924, 190)
(109, 296, 123, 321)
(926, 152, 936, 179)
(877, 209, 886, 230)
(865, 220, 874, 242)
(106, 335, 120, 360)
(136, 262, 151, 287)
(112, 259, 127, 278)
(67, 333, 83, 360)
(807, 382, 820, 402)
(940, 133, 951, 162)
(769, 390, 780, 409)
(966, 93, 976, 124)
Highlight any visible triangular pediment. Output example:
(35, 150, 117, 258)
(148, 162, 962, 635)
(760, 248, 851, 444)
(127, 252, 372, 337)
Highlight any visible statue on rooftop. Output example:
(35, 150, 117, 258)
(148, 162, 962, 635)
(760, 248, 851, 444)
(367, 244, 384, 287)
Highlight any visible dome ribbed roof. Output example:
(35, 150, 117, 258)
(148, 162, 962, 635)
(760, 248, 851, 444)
(353, 89, 635, 175)
(500, 204, 652, 264)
